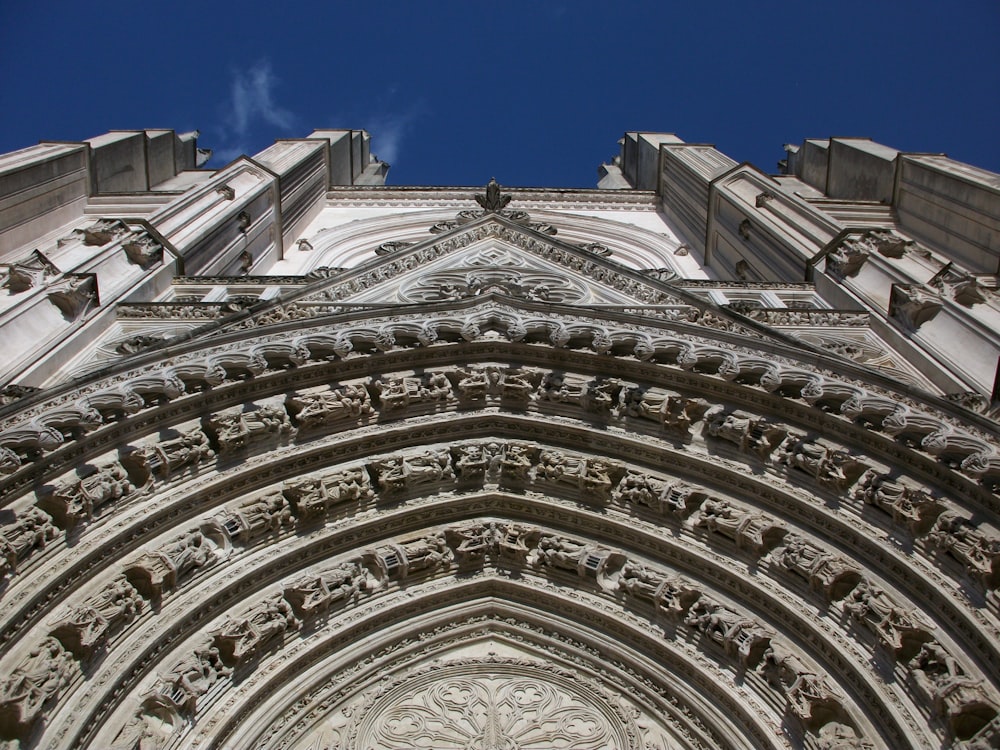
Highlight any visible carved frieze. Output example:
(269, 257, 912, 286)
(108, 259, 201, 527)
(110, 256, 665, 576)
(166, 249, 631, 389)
(212, 594, 298, 667)
(286, 384, 374, 430)
(49, 576, 142, 659)
(843, 579, 933, 657)
(927, 512, 1000, 590)
(219, 489, 294, 544)
(206, 404, 293, 454)
(124, 524, 226, 600)
(374, 372, 454, 411)
(0, 507, 57, 578)
(38, 463, 133, 531)
(695, 499, 787, 554)
(0, 637, 76, 740)
(122, 427, 214, 481)
(283, 467, 373, 520)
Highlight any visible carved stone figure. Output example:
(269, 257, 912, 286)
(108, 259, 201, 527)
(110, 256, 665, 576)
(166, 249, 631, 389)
(890, 284, 944, 330)
(778, 439, 867, 491)
(50, 576, 142, 658)
(499, 442, 537, 482)
(0, 637, 75, 737)
(534, 534, 588, 575)
(372, 449, 454, 493)
(375, 372, 453, 411)
(208, 405, 291, 453)
(499, 368, 538, 401)
(39, 463, 133, 530)
(909, 640, 996, 740)
(538, 372, 620, 413)
(825, 236, 871, 278)
(451, 366, 500, 401)
(452, 443, 495, 483)
(928, 513, 1000, 590)
(125, 428, 214, 479)
(0, 508, 57, 576)
(126, 528, 219, 598)
(706, 409, 786, 457)
(685, 598, 771, 667)
(222, 490, 294, 543)
(109, 709, 172, 750)
(536, 450, 620, 501)
(844, 580, 932, 655)
(774, 535, 862, 601)
(760, 644, 847, 731)
(399, 533, 450, 576)
(815, 722, 874, 750)
(617, 561, 701, 618)
(213, 595, 299, 666)
(155, 646, 231, 715)
(286, 384, 373, 429)
(857, 471, 944, 535)
(284, 561, 367, 616)
(283, 468, 373, 519)
(696, 499, 786, 553)
(495, 523, 540, 565)
(445, 523, 494, 563)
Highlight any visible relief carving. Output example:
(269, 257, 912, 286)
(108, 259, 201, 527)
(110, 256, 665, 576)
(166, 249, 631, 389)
(283, 560, 368, 617)
(0, 507, 57, 577)
(38, 463, 133, 531)
(685, 597, 772, 668)
(538, 372, 621, 413)
(909, 641, 999, 742)
(122, 428, 214, 480)
(0, 638, 76, 739)
(773, 535, 862, 601)
(283, 467, 373, 520)
(285, 384, 373, 430)
(498, 442, 538, 483)
(212, 594, 299, 666)
(613, 472, 707, 517)
(151, 646, 231, 716)
(777, 438, 868, 491)
(536, 450, 622, 501)
(856, 471, 944, 535)
(49, 576, 142, 659)
(220, 489, 294, 544)
(696, 499, 787, 554)
(371, 449, 454, 493)
(206, 405, 292, 454)
(125, 526, 224, 599)
(927, 512, 1000, 590)
(706, 409, 787, 458)
(618, 387, 710, 433)
(368, 533, 450, 579)
(844, 579, 933, 657)
(760, 644, 850, 732)
(617, 561, 701, 619)
(375, 372, 453, 411)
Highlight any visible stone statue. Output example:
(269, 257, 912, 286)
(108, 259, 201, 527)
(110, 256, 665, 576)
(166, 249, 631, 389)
(209, 405, 291, 453)
(928, 512, 1000, 590)
(0, 507, 57, 574)
(284, 560, 367, 616)
(844, 580, 932, 654)
(283, 468, 373, 519)
(50, 576, 142, 658)
(213, 594, 298, 665)
(40, 463, 133, 530)
(0, 637, 75, 736)
(372, 449, 454, 493)
(224, 490, 293, 542)
(287, 384, 373, 429)
(155, 646, 231, 714)
(775, 535, 861, 601)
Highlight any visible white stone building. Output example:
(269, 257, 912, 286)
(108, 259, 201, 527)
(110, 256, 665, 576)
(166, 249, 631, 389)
(0, 127, 998, 749)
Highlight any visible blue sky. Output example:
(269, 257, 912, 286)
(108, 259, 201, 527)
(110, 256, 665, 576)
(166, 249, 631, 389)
(2, 1, 998, 187)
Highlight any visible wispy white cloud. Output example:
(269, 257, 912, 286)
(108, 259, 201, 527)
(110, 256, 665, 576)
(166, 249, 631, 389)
(360, 99, 428, 167)
(207, 61, 296, 166)
(229, 60, 294, 136)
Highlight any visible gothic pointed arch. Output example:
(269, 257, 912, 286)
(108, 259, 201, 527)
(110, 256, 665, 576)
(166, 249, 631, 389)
(1, 141, 999, 750)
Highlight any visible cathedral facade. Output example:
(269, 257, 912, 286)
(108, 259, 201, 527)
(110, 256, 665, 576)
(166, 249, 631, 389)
(0, 128, 998, 749)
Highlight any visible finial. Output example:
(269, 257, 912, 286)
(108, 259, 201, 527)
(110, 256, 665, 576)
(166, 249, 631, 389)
(474, 177, 511, 212)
